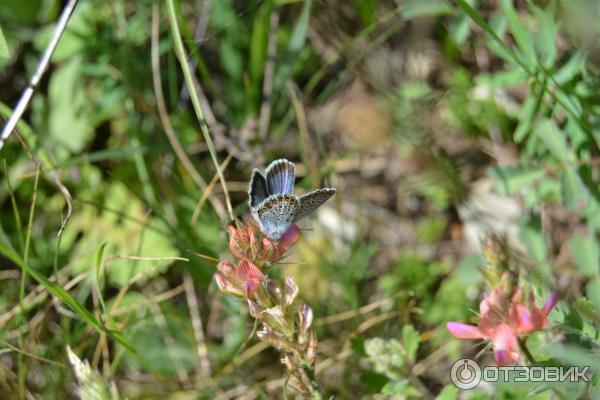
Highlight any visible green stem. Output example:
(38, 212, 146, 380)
(519, 337, 567, 400)
(18, 166, 40, 398)
(165, 0, 234, 221)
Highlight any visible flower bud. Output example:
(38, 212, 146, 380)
(247, 300, 264, 319)
(257, 323, 296, 352)
(227, 222, 301, 264)
(306, 329, 318, 366)
(214, 259, 265, 298)
(266, 279, 283, 303)
(283, 276, 299, 307)
(262, 305, 294, 338)
(298, 303, 313, 343)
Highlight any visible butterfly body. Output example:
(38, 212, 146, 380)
(248, 159, 336, 240)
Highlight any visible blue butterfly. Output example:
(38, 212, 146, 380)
(248, 159, 336, 241)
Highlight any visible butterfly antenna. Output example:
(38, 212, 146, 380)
(185, 249, 220, 263)
(276, 261, 307, 266)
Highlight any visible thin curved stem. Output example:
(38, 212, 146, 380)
(166, 0, 235, 221)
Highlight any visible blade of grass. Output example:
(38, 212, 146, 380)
(273, 0, 312, 91)
(0, 242, 135, 352)
(0, 25, 8, 58)
(191, 153, 233, 227)
(18, 165, 40, 398)
(4, 159, 24, 253)
(166, 0, 234, 221)
(0, 101, 73, 238)
(286, 81, 318, 186)
(500, 0, 535, 67)
(454, 0, 529, 73)
(151, 4, 227, 221)
(95, 243, 110, 321)
(454, 0, 589, 144)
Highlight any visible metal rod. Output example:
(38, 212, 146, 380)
(0, 0, 79, 150)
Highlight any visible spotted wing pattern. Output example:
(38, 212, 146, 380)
(265, 159, 295, 196)
(248, 169, 269, 208)
(254, 194, 300, 240)
(294, 188, 336, 221)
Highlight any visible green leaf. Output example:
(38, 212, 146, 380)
(402, 325, 420, 363)
(514, 93, 539, 142)
(569, 229, 599, 277)
(382, 380, 419, 396)
(535, 118, 573, 162)
(47, 58, 94, 153)
(542, 343, 600, 372)
(586, 278, 600, 315)
(532, 4, 558, 67)
(501, 0, 535, 67)
(402, 0, 452, 19)
(0, 25, 8, 58)
(435, 385, 458, 400)
(0, 241, 134, 352)
(489, 165, 545, 195)
(449, 0, 479, 45)
(487, 11, 516, 65)
(359, 370, 388, 393)
(273, 0, 312, 90)
(352, 0, 380, 24)
(519, 217, 547, 263)
(125, 312, 196, 377)
(454, 0, 520, 67)
(249, 0, 273, 106)
(68, 183, 181, 287)
(560, 167, 590, 211)
(476, 68, 528, 88)
(555, 51, 585, 85)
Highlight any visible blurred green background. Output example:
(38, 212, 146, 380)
(0, 0, 599, 398)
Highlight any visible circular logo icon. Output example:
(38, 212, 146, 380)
(450, 358, 481, 390)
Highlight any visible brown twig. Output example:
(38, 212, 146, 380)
(183, 271, 212, 378)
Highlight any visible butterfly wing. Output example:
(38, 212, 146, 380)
(248, 169, 269, 209)
(265, 159, 295, 195)
(294, 188, 336, 221)
(254, 194, 299, 240)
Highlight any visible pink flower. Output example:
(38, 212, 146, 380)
(228, 222, 301, 264)
(447, 282, 557, 365)
(214, 259, 265, 298)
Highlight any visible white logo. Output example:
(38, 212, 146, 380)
(450, 358, 481, 390)
(450, 359, 591, 389)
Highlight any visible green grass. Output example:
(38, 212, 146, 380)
(0, 0, 598, 398)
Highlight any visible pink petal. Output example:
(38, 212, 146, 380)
(217, 260, 235, 274)
(246, 279, 258, 298)
(511, 303, 536, 333)
(491, 324, 520, 365)
(543, 292, 558, 315)
(238, 259, 264, 281)
(494, 349, 519, 366)
(278, 224, 301, 253)
(447, 322, 484, 339)
(214, 272, 244, 297)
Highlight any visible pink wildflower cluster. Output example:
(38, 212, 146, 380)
(214, 221, 319, 394)
(447, 273, 558, 365)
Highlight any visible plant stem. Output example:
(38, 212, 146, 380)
(519, 337, 567, 400)
(18, 166, 40, 398)
(165, 0, 234, 221)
